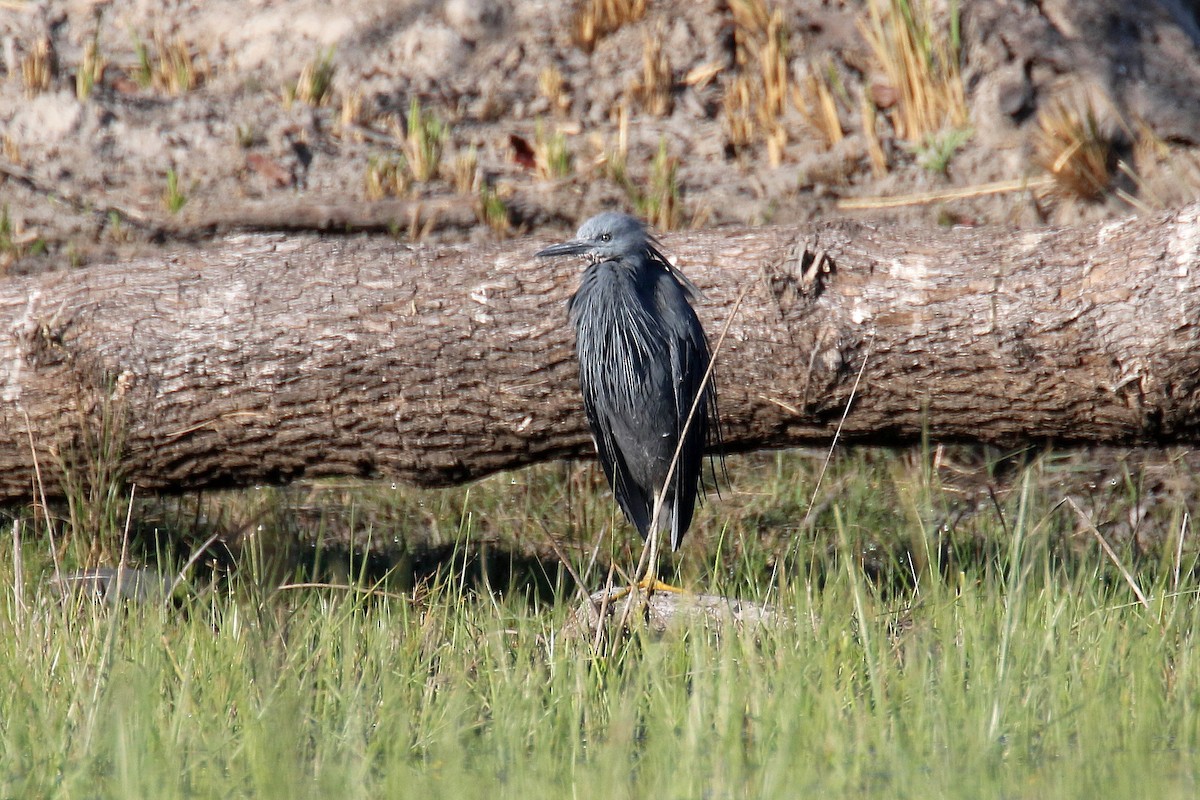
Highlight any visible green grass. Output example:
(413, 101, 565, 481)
(163, 168, 187, 214)
(0, 204, 51, 270)
(534, 121, 573, 181)
(404, 98, 447, 183)
(478, 183, 511, 236)
(0, 205, 15, 256)
(910, 126, 973, 175)
(607, 139, 684, 232)
(3, 448, 1200, 797)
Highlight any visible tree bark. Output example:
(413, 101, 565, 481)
(0, 203, 1198, 503)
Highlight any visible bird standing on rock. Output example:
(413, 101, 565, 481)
(537, 212, 722, 579)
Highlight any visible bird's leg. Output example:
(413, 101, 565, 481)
(604, 529, 686, 610)
(636, 493, 688, 595)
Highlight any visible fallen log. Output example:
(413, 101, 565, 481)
(0, 203, 1197, 502)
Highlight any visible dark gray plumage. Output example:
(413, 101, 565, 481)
(537, 212, 721, 551)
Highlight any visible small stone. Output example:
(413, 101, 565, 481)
(870, 79, 898, 110)
(393, 21, 469, 79)
(445, 0, 505, 42)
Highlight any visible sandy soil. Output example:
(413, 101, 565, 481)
(1, 0, 1198, 270)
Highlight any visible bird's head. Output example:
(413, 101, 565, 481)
(536, 212, 653, 265)
(536, 211, 703, 297)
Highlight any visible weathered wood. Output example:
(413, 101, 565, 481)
(0, 204, 1197, 502)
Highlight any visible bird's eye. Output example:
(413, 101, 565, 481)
(600, 232, 611, 242)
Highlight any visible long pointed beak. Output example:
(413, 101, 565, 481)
(536, 240, 590, 258)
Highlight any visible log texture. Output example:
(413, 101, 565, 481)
(0, 203, 1198, 502)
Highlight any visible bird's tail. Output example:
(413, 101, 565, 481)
(668, 502, 684, 552)
(650, 492, 683, 552)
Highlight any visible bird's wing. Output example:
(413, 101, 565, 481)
(571, 266, 662, 540)
(647, 240, 704, 300)
(579, 376, 653, 538)
(667, 329, 707, 550)
(660, 279, 717, 551)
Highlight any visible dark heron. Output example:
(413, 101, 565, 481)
(537, 212, 722, 569)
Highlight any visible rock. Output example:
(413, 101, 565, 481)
(390, 20, 469, 80)
(561, 584, 779, 643)
(51, 568, 175, 604)
(444, 0, 506, 42)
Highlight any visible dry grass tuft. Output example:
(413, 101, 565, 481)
(478, 184, 512, 236)
(722, 0, 791, 165)
(408, 102, 447, 183)
(721, 75, 756, 153)
(137, 33, 207, 95)
(597, 114, 683, 230)
(860, 95, 889, 176)
(21, 38, 54, 97)
(162, 167, 187, 213)
(756, 9, 790, 133)
(337, 90, 367, 140)
(1033, 100, 1113, 202)
(2, 136, 19, 164)
(859, 0, 967, 145)
(394, 99, 447, 183)
(534, 122, 574, 180)
(75, 35, 105, 101)
(1118, 123, 1190, 211)
(642, 139, 682, 230)
(599, 104, 632, 189)
(365, 154, 409, 200)
(288, 48, 335, 107)
(729, 0, 771, 36)
(572, 0, 648, 52)
(538, 67, 572, 115)
(795, 60, 845, 147)
(629, 26, 672, 116)
(451, 147, 480, 195)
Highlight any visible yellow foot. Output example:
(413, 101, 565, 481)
(602, 578, 690, 604)
(637, 577, 689, 595)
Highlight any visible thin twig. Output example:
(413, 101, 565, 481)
(767, 333, 874, 603)
(592, 560, 618, 652)
(1174, 511, 1189, 594)
(22, 407, 62, 587)
(544, 534, 593, 607)
(803, 333, 875, 527)
(1066, 496, 1151, 612)
(115, 483, 136, 601)
(581, 520, 607, 583)
(837, 176, 1055, 210)
(12, 520, 24, 623)
(166, 529, 226, 602)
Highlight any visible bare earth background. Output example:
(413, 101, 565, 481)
(1, 0, 1199, 275)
